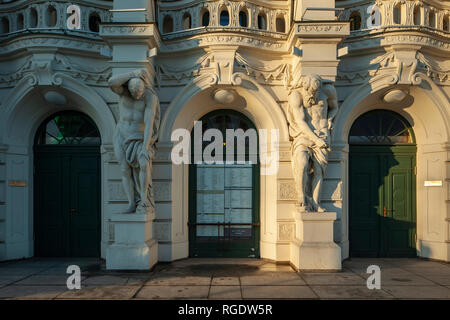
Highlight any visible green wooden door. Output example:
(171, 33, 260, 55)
(34, 111, 101, 257)
(349, 110, 417, 258)
(189, 110, 260, 258)
(350, 147, 416, 257)
(34, 148, 100, 257)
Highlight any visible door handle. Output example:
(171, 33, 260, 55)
(70, 208, 76, 216)
(383, 207, 393, 217)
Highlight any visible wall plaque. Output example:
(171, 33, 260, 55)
(424, 180, 442, 187)
(8, 180, 27, 187)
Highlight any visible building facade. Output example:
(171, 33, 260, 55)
(0, 0, 449, 270)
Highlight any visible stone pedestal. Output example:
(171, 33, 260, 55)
(290, 209, 341, 271)
(106, 209, 158, 270)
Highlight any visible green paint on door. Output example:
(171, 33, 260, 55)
(34, 147, 101, 257)
(34, 111, 101, 258)
(349, 110, 417, 258)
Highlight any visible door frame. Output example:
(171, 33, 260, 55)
(33, 145, 101, 257)
(188, 109, 261, 258)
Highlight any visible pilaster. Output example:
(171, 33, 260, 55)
(100, 0, 161, 270)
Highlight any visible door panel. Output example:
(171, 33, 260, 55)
(34, 148, 100, 257)
(349, 154, 380, 257)
(34, 154, 67, 257)
(350, 146, 416, 258)
(383, 154, 416, 257)
(69, 155, 100, 257)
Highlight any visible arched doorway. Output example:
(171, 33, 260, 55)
(188, 110, 260, 258)
(34, 111, 101, 257)
(349, 110, 417, 257)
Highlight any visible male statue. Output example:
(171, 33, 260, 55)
(287, 74, 339, 212)
(109, 69, 161, 213)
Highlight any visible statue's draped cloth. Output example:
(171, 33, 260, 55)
(113, 96, 161, 208)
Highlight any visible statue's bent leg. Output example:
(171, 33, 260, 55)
(311, 157, 326, 212)
(121, 163, 136, 213)
(113, 131, 136, 213)
(138, 153, 152, 209)
(292, 149, 310, 209)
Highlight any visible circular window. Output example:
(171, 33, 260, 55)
(35, 111, 101, 146)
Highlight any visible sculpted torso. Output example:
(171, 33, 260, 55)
(304, 91, 329, 139)
(118, 94, 146, 136)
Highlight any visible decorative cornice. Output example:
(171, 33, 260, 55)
(100, 23, 161, 49)
(160, 33, 287, 53)
(0, 34, 107, 57)
(344, 31, 450, 53)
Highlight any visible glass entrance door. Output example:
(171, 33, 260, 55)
(189, 110, 260, 258)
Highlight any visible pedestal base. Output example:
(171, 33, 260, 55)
(290, 210, 341, 271)
(106, 210, 158, 270)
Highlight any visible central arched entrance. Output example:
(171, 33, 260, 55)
(188, 110, 260, 258)
(349, 110, 417, 257)
(34, 111, 101, 257)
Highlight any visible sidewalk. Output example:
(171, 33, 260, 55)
(0, 257, 449, 299)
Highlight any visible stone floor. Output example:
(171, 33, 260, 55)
(0, 257, 449, 300)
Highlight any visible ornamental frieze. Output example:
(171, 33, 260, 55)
(346, 33, 450, 52)
(0, 53, 111, 87)
(161, 34, 286, 53)
(0, 35, 106, 56)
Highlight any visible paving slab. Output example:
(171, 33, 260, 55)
(15, 275, 87, 286)
(145, 275, 212, 286)
(358, 266, 414, 275)
(0, 285, 66, 299)
(209, 286, 242, 299)
(417, 275, 450, 286)
(357, 272, 437, 285)
(258, 264, 294, 272)
(82, 275, 129, 286)
(402, 266, 450, 276)
(0, 268, 43, 277)
(136, 286, 210, 299)
(36, 267, 74, 275)
(242, 285, 317, 299)
(56, 285, 140, 300)
(212, 276, 240, 285)
(0, 275, 28, 286)
(301, 273, 366, 285)
(126, 275, 153, 285)
(240, 272, 306, 286)
(310, 286, 395, 299)
(387, 259, 448, 267)
(0, 260, 61, 268)
(343, 259, 397, 268)
(382, 285, 450, 299)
